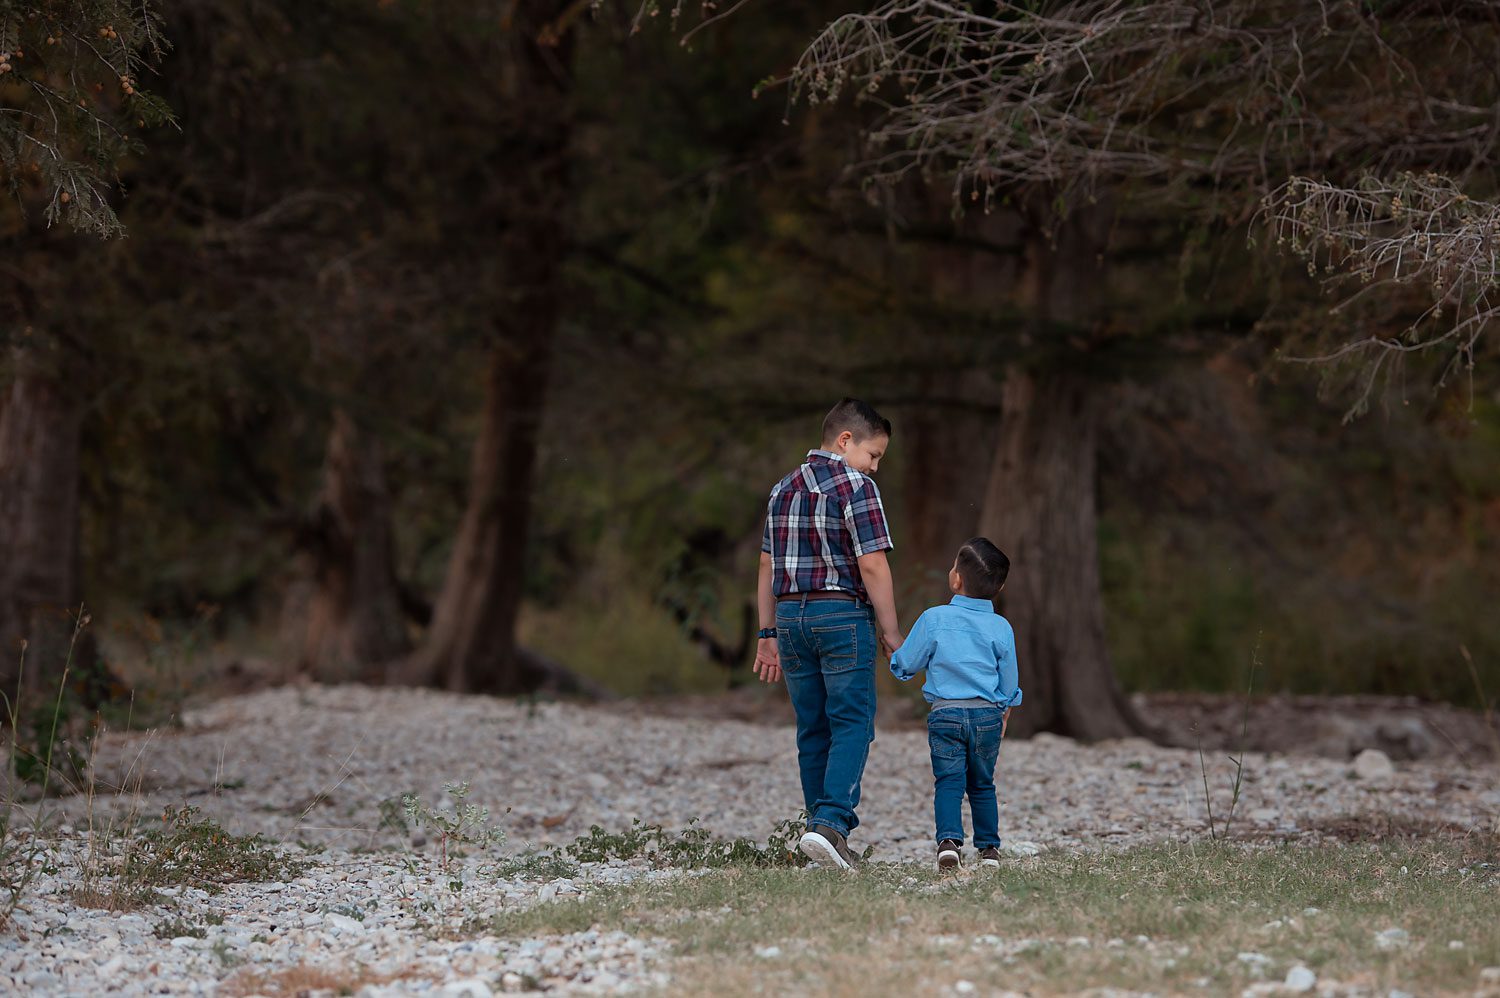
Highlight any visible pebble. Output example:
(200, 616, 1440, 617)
(755, 946, 782, 959)
(5, 683, 1495, 996)
(1481, 967, 1500, 983)
(1353, 748, 1396, 780)
(1374, 928, 1410, 951)
(1237, 951, 1272, 967)
(1284, 965, 1316, 992)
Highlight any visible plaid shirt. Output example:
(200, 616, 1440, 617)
(761, 450, 894, 601)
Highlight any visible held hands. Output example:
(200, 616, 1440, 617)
(753, 636, 782, 684)
(880, 631, 904, 659)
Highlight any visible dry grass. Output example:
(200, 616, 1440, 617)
(486, 837, 1500, 996)
(220, 961, 436, 997)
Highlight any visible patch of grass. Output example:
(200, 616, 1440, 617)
(564, 816, 809, 870)
(73, 804, 309, 910)
(152, 912, 222, 940)
(494, 850, 581, 881)
(485, 838, 1500, 995)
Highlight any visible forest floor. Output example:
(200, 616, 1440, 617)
(3, 684, 1498, 996)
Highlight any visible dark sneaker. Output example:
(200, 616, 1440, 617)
(978, 846, 1002, 868)
(799, 825, 855, 870)
(937, 839, 962, 871)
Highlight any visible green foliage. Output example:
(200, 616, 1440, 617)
(1101, 383, 1500, 705)
(563, 815, 809, 870)
(0, 0, 174, 236)
(0, 815, 47, 929)
(400, 782, 505, 873)
(492, 851, 580, 881)
(102, 805, 307, 904)
(151, 912, 221, 940)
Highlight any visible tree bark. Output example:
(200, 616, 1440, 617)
(900, 369, 999, 607)
(390, 0, 575, 695)
(977, 206, 1156, 741)
(0, 350, 91, 706)
(391, 338, 552, 692)
(297, 409, 409, 681)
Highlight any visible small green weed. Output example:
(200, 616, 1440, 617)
(494, 851, 580, 880)
(153, 914, 219, 939)
(402, 782, 506, 873)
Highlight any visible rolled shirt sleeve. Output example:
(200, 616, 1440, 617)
(890, 610, 934, 681)
(995, 617, 1023, 708)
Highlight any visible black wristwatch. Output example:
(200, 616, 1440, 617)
(757, 627, 776, 640)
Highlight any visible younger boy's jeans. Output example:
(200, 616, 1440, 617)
(776, 595, 877, 838)
(928, 704, 1006, 847)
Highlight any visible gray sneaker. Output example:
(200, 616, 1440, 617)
(799, 825, 855, 870)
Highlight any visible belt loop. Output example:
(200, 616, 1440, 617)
(799, 592, 809, 608)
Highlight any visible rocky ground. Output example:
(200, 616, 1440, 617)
(4, 684, 1498, 995)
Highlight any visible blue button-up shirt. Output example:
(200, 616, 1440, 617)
(890, 595, 1023, 707)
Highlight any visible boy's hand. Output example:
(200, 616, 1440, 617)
(880, 631, 904, 659)
(1002, 708, 1010, 737)
(753, 637, 781, 683)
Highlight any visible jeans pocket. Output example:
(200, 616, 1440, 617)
(810, 622, 860, 673)
(927, 722, 966, 761)
(775, 626, 805, 676)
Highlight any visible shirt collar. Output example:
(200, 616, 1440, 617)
(950, 594, 994, 611)
(807, 449, 845, 463)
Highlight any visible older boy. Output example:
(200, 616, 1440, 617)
(753, 398, 904, 870)
(891, 538, 1021, 871)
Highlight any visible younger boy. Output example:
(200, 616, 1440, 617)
(890, 538, 1021, 871)
(753, 398, 905, 870)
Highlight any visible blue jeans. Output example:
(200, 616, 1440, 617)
(776, 597, 877, 838)
(928, 705, 1005, 847)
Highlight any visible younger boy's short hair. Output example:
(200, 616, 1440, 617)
(822, 397, 892, 445)
(956, 537, 1010, 597)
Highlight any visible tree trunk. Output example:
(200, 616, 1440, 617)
(978, 368, 1151, 740)
(0, 351, 92, 706)
(976, 206, 1156, 741)
(390, 0, 576, 695)
(297, 410, 409, 681)
(900, 369, 998, 607)
(391, 338, 552, 692)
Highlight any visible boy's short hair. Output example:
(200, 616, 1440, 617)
(822, 397, 892, 445)
(956, 537, 1010, 597)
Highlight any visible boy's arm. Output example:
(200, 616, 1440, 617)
(856, 550, 903, 654)
(753, 551, 781, 683)
(995, 618, 1023, 708)
(846, 479, 901, 653)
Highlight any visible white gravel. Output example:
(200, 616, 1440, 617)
(4, 683, 1497, 996)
